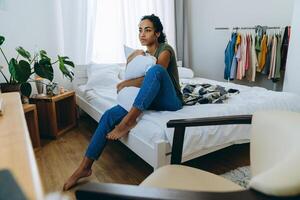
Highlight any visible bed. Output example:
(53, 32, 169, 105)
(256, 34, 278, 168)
(73, 63, 300, 169)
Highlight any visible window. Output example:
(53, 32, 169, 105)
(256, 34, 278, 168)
(92, 0, 176, 63)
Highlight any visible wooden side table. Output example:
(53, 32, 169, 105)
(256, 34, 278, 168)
(29, 91, 77, 138)
(23, 104, 41, 148)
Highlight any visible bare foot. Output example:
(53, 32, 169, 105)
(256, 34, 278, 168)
(63, 168, 92, 191)
(106, 121, 137, 140)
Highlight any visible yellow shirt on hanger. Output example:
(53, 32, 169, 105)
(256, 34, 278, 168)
(235, 33, 241, 52)
(257, 35, 268, 72)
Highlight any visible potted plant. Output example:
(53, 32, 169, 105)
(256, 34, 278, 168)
(0, 35, 74, 97)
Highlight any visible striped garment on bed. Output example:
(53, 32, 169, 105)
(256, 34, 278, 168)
(182, 83, 240, 105)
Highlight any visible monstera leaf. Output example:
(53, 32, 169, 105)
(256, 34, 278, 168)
(16, 46, 32, 62)
(34, 58, 54, 82)
(8, 59, 31, 83)
(58, 56, 74, 81)
(39, 50, 50, 61)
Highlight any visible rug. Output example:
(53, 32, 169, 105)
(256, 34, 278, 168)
(221, 166, 251, 188)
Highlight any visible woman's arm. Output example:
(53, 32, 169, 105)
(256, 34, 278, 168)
(156, 50, 171, 69)
(117, 77, 144, 93)
(117, 50, 171, 92)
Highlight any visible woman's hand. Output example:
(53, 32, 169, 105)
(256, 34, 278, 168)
(127, 50, 145, 64)
(117, 81, 128, 93)
(133, 49, 145, 56)
(116, 77, 144, 93)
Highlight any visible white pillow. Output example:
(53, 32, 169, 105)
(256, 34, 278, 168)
(124, 55, 157, 80)
(117, 86, 140, 111)
(118, 52, 156, 111)
(85, 63, 120, 90)
(178, 67, 194, 79)
(118, 66, 126, 80)
(124, 45, 135, 59)
(117, 55, 156, 111)
(87, 63, 108, 78)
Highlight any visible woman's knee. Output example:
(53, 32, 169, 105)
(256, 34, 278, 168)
(100, 105, 127, 126)
(147, 64, 166, 76)
(100, 108, 116, 126)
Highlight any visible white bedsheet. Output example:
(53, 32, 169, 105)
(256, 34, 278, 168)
(76, 77, 300, 158)
(76, 85, 167, 144)
(76, 85, 117, 115)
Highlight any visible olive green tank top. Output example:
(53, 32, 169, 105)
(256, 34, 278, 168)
(153, 43, 183, 101)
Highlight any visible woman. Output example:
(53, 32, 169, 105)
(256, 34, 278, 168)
(63, 14, 183, 190)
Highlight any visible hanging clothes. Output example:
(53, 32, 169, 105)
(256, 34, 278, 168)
(235, 33, 241, 52)
(273, 34, 282, 82)
(223, 26, 287, 83)
(230, 49, 238, 80)
(246, 34, 253, 81)
(257, 34, 268, 72)
(261, 35, 273, 75)
(281, 26, 291, 70)
(269, 35, 277, 79)
(230, 33, 241, 80)
(235, 39, 242, 80)
(237, 34, 247, 80)
(245, 34, 251, 71)
(224, 33, 237, 80)
(250, 34, 258, 81)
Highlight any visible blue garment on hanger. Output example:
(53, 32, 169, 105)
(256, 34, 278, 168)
(230, 53, 238, 80)
(224, 33, 237, 80)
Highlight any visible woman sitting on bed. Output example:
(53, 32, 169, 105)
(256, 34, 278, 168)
(63, 14, 183, 190)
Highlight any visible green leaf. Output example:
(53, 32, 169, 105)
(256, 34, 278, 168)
(9, 59, 31, 83)
(39, 50, 50, 61)
(58, 56, 74, 81)
(20, 82, 32, 97)
(63, 60, 75, 68)
(8, 58, 18, 79)
(34, 59, 54, 82)
(0, 35, 5, 46)
(60, 56, 69, 60)
(16, 46, 32, 61)
(40, 50, 47, 55)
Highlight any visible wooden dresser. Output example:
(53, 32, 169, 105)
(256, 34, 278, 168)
(0, 93, 44, 200)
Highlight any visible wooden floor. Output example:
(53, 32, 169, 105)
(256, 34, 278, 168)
(35, 114, 250, 199)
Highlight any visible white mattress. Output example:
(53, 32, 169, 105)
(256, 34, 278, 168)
(75, 77, 300, 158)
(76, 85, 117, 115)
(76, 85, 168, 144)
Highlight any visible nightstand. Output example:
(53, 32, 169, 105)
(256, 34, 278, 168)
(23, 104, 41, 148)
(29, 91, 77, 138)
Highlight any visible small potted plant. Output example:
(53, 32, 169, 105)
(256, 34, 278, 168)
(0, 35, 75, 98)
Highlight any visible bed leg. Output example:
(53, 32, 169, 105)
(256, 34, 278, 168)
(153, 140, 168, 170)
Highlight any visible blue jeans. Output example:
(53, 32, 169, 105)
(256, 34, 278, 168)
(85, 65, 182, 160)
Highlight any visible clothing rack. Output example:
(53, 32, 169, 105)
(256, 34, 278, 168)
(221, 25, 289, 91)
(215, 26, 281, 30)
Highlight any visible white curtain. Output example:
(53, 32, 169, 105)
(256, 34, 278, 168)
(56, 0, 175, 64)
(92, 0, 176, 63)
(57, 0, 98, 65)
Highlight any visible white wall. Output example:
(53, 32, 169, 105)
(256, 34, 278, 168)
(283, 1, 300, 95)
(186, 0, 294, 89)
(0, 0, 71, 91)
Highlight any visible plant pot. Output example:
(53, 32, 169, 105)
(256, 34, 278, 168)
(35, 80, 44, 94)
(0, 83, 20, 93)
